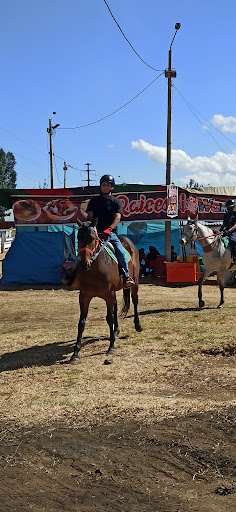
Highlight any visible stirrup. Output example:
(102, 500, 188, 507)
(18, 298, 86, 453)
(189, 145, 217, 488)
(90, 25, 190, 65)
(123, 276, 135, 289)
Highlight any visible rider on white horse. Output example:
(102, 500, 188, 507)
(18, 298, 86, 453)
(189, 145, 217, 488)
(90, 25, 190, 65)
(220, 199, 236, 267)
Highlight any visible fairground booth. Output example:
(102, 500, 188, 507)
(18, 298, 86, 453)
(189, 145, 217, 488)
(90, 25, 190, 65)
(0, 184, 235, 286)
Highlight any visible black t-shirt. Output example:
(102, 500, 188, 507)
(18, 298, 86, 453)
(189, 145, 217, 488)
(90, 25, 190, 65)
(87, 194, 123, 233)
(223, 210, 236, 230)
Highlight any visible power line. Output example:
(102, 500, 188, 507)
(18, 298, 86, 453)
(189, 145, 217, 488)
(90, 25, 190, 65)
(173, 84, 236, 149)
(58, 72, 164, 130)
(172, 84, 236, 165)
(0, 126, 48, 158)
(53, 155, 63, 185)
(103, 0, 164, 72)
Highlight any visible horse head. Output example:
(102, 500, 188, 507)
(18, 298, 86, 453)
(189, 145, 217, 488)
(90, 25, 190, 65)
(180, 216, 198, 246)
(77, 218, 99, 269)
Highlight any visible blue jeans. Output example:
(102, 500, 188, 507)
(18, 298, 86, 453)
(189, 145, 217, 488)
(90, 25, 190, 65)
(108, 232, 129, 277)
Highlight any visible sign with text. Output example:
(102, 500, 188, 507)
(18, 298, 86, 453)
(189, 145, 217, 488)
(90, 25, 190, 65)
(11, 187, 233, 225)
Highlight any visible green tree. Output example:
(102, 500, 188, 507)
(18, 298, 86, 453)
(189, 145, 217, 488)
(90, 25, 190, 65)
(186, 178, 204, 188)
(0, 148, 17, 220)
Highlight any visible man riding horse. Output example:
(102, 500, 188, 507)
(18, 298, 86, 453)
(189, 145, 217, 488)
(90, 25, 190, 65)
(86, 174, 135, 289)
(220, 198, 236, 267)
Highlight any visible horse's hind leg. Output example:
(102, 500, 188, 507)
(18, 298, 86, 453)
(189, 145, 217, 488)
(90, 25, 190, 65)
(113, 297, 120, 338)
(198, 273, 205, 308)
(70, 294, 91, 364)
(131, 286, 142, 332)
(217, 271, 225, 308)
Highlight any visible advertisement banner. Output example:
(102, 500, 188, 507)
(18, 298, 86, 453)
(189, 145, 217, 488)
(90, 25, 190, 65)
(167, 184, 178, 217)
(10, 186, 233, 225)
(11, 196, 91, 225)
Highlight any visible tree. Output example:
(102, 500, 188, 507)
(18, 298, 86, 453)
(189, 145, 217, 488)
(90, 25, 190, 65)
(186, 178, 204, 188)
(0, 148, 17, 220)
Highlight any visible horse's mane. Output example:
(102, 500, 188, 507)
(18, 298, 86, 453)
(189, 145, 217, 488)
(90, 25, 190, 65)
(196, 220, 214, 236)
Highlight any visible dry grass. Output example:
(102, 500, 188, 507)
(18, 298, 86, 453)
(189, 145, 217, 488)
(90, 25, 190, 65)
(0, 276, 235, 430)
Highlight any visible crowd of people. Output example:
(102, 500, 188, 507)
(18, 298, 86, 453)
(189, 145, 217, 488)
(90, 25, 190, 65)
(139, 245, 178, 276)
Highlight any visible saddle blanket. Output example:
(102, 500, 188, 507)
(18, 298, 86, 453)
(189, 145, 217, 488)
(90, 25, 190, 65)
(105, 245, 131, 264)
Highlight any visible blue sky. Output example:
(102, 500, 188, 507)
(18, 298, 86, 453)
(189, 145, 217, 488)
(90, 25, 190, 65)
(1, 0, 236, 189)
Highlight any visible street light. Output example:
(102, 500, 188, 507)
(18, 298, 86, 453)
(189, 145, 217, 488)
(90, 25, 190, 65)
(165, 23, 181, 262)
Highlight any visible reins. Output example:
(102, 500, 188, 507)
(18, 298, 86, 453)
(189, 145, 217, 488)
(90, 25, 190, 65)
(77, 239, 99, 256)
(77, 231, 111, 268)
(187, 224, 223, 253)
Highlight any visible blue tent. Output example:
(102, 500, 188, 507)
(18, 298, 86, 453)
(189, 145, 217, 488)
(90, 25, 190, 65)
(117, 220, 181, 256)
(1, 226, 77, 286)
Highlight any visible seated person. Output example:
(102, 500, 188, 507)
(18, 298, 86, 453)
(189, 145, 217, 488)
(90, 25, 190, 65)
(138, 248, 147, 276)
(171, 245, 177, 262)
(146, 246, 160, 273)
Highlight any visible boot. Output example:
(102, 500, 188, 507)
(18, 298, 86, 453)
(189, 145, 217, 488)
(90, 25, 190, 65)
(123, 276, 135, 289)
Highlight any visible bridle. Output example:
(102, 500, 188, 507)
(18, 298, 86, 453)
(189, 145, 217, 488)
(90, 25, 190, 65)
(77, 238, 99, 256)
(183, 222, 221, 252)
(182, 222, 198, 243)
(77, 226, 99, 257)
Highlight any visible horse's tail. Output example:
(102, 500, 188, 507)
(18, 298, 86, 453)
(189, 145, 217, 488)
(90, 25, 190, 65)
(119, 288, 130, 317)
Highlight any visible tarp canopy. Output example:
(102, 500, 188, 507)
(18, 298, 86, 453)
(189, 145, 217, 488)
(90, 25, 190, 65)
(0, 228, 76, 286)
(117, 220, 181, 256)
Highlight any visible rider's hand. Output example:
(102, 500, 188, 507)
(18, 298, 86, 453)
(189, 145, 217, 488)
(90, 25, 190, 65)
(102, 227, 112, 240)
(222, 228, 229, 236)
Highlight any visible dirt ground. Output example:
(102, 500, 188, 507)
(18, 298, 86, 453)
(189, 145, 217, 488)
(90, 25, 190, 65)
(0, 252, 236, 511)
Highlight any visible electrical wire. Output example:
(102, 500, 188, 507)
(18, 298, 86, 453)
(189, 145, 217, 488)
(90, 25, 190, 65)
(58, 72, 164, 130)
(173, 84, 236, 149)
(0, 126, 49, 158)
(172, 84, 236, 165)
(103, 0, 164, 72)
(53, 155, 63, 185)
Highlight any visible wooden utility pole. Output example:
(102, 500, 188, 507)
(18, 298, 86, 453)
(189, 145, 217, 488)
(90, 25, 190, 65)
(47, 112, 60, 189)
(81, 163, 96, 187)
(164, 23, 180, 262)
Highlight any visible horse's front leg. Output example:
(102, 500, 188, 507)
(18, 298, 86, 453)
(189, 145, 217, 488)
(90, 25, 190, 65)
(106, 294, 117, 354)
(70, 293, 91, 364)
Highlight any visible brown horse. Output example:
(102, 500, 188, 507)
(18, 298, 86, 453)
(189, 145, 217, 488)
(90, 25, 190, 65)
(69, 220, 142, 364)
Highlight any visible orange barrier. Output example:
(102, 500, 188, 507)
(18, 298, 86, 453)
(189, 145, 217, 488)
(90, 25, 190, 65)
(166, 261, 198, 283)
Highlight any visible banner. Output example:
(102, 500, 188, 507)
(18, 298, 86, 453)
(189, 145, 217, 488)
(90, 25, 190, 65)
(12, 196, 91, 225)
(167, 184, 178, 217)
(10, 186, 234, 225)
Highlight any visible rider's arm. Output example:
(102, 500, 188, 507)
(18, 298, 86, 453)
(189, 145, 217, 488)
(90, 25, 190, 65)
(87, 210, 94, 222)
(229, 222, 236, 233)
(109, 212, 121, 230)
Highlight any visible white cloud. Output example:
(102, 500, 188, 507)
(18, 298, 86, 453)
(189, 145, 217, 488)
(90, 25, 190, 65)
(131, 139, 236, 186)
(211, 114, 236, 133)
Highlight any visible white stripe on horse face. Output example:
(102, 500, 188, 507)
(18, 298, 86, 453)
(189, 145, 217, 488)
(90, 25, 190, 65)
(181, 223, 197, 244)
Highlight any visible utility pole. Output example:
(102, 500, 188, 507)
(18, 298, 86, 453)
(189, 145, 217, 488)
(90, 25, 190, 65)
(47, 112, 60, 189)
(165, 23, 181, 261)
(63, 161, 68, 188)
(81, 163, 96, 187)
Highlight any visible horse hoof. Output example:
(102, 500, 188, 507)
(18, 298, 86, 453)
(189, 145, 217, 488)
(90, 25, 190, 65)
(69, 355, 79, 365)
(135, 323, 142, 332)
(114, 329, 120, 337)
(199, 301, 205, 308)
(104, 355, 113, 365)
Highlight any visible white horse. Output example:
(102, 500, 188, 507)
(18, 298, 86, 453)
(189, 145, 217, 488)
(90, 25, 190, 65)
(180, 216, 236, 308)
